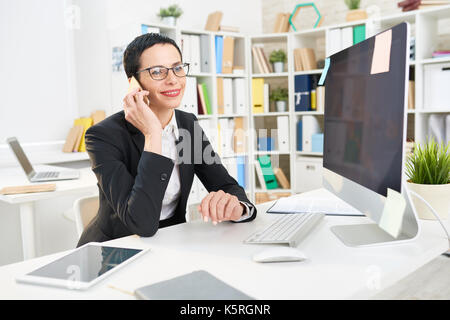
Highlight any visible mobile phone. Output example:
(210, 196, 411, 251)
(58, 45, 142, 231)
(128, 76, 149, 105)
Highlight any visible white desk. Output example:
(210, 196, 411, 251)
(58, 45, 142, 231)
(0, 165, 98, 260)
(0, 188, 448, 299)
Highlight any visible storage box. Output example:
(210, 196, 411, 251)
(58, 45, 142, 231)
(423, 63, 450, 110)
(295, 156, 323, 193)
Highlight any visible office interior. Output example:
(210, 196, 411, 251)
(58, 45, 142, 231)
(0, 0, 449, 300)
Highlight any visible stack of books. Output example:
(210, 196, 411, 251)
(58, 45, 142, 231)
(63, 111, 105, 153)
(251, 45, 273, 74)
(294, 48, 317, 71)
(197, 83, 212, 115)
(432, 50, 450, 59)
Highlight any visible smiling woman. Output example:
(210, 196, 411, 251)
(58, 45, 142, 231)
(76, 33, 257, 247)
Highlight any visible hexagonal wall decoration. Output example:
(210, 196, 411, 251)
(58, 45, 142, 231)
(289, 3, 323, 32)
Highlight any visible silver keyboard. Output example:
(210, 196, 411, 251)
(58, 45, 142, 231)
(244, 213, 325, 247)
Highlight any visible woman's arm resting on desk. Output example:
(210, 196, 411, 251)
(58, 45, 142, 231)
(85, 125, 172, 237)
(192, 114, 257, 224)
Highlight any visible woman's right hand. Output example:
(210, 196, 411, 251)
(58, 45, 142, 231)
(123, 88, 162, 137)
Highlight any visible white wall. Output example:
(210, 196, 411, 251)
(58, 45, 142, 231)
(0, 0, 78, 144)
(73, 0, 263, 118)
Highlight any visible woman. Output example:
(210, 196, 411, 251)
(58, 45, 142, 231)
(77, 33, 256, 247)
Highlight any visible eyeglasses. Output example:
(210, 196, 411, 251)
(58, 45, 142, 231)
(135, 63, 190, 80)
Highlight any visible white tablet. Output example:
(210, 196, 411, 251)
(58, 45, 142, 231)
(15, 242, 150, 290)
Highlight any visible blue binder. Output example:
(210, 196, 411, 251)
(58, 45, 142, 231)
(297, 119, 303, 151)
(294, 75, 311, 111)
(215, 36, 223, 74)
(236, 156, 246, 188)
(312, 133, 324, 153)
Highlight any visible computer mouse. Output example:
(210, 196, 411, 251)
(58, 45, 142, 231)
(252, 247, 307, 263)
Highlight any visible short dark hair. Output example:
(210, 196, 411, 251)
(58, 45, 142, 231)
(123, 33, 183, 79)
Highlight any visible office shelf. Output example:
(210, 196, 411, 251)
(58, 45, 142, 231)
(293, 69, 324, 76)
(251, 72, 289, 78)
(252, 112, 290, 117)
(105, 6, 450, 205)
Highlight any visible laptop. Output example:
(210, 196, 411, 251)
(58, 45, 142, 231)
(6, 137, 80, 182)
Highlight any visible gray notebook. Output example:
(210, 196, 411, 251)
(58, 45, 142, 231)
(134, 270, 254, 300)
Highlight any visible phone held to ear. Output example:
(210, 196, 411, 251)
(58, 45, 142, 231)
(128, 76, 150, 105)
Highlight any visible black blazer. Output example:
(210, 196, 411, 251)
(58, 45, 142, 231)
(77, 109, 256, 247)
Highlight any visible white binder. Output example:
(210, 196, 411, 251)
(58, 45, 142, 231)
(219, 118, 234, 156)
(181, 34, 191, 68)
(232, 78, 246, 114)
(446, 115, 450, 145)
(223, 78, 233, 115)
(302, 115, 321, 152)
(179, 77, 198, 115)
(328, 28, 342, 56)
(276, 116, 290, 152)
(190, 35, 201, 74)
(428, 114, 446, 144)
(198, 119, 217, 151)
(225, 157, 238, 181)
(263, 83, 270, 113)
(200, 34, 210, 73)
(341, 27, 353, 51)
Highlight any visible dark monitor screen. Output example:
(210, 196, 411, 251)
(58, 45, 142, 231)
(323, 23, 408, 197)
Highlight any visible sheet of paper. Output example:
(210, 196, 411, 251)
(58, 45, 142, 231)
(267, 194, 363, 216)
(370, 29, 392, 75)
(379, 188, 406, 238)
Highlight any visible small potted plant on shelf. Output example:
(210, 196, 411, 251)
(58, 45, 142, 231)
(344, 0, 368, 22)
(269, 49, 287, 73)
(270, 87, 289, 112)
(405, 139, 450, 220)
(158, 4, 183, 26)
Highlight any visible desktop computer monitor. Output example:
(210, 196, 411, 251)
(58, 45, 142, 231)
(322, 22, 420, 246)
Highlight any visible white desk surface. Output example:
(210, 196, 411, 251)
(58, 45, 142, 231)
(0, 165, 97, 204)
(0, 189, 448, 300)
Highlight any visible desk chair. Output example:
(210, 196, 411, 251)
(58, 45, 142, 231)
(73, 195, 99, 237)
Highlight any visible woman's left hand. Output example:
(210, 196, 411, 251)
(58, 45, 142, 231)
(198, 190, 244, 224)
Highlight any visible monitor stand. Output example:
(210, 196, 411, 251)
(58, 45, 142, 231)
(323, 169, 420, 247)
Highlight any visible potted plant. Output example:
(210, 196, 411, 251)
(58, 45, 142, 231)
(269, 87, 288, 112)
(158, 4, 183, 26)
(405, 139, 450, 220)
(269, 49, 286, 73)
(344, 0, 368, 22)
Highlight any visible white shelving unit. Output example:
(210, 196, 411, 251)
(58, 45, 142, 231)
(247, 5, 450, 201)
(108, 6, 450, 206)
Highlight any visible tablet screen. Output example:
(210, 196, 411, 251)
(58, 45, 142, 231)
(27, 245, 142, 283)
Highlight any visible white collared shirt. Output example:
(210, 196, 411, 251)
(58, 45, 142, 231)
(160, 111, 181, 220)
(159, 111, 253, 222)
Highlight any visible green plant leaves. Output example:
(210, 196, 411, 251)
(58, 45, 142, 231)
(405, 139, 450, 185)
(344, 0, 361, 10)
(158, 4, 183, 18)
(269, 50, 286, 63)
